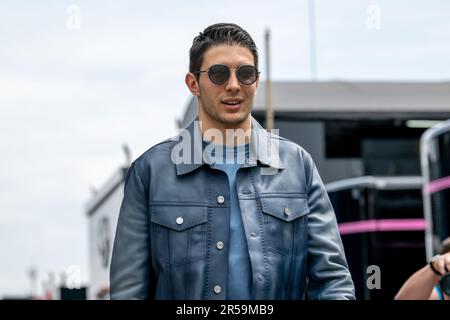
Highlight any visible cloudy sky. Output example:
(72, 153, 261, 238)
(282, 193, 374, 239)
(1, 0, 449, 298)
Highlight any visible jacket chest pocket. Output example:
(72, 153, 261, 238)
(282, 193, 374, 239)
(150, 205, 208, 265)
(259, 195, 310, 256)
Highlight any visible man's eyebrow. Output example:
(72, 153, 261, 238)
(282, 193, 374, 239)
(214, 62, 255, 67)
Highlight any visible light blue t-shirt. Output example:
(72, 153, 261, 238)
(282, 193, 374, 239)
(206, 142, 252, 299)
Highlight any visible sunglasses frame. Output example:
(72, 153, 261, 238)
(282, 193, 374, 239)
(194, 64, 260, 86)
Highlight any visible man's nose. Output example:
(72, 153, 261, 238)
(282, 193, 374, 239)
(225, 71, 241, 92)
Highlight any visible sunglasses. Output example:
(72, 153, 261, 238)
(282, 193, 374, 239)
(194, 64, 260, 86)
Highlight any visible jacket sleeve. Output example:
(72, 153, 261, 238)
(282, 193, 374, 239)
(110, 161, 151, 299)
(304, 153, 356, 300)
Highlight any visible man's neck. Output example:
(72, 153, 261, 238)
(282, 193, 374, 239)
(199, 115, 252, 147)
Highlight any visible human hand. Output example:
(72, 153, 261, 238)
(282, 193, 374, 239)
(431, 252, 450, 276)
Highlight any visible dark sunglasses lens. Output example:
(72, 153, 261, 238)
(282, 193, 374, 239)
(238, 66, 257, 85)
(208, 65, 229, 84)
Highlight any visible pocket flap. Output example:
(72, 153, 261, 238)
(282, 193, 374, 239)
(260, 196, 310, 222)
(151, 205, 208, 231)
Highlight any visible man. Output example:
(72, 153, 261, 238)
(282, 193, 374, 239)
(395, 237, 450, 300)
(110, 23, 355, 300)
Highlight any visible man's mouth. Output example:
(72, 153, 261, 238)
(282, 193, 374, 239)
(222, 98, 244, 109)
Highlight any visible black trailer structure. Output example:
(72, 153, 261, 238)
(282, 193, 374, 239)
(326, 176, 425, 300)
(421, 119, 450, 260)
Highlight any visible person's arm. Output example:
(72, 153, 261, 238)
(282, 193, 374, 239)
(394, 265, 441, 300)
(395, 252, 450, 300)
(110, 161, 151, 299)
(304, 153, 355, 300)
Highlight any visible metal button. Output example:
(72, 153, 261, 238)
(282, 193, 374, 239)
(176, 217, 184, 225)
(257, 274, 264, 282)
(250, 232, 257, 238)
(217, 196, 225, 204)
(283, 207, 291, 216)
(216, 241, 224, 250)
(213, 285, 222, 294)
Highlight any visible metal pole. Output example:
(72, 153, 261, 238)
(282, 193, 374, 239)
(309, 0, 317, 80)
(122, 143, 131, 167)
(264, 28, 274, 131)
(28, 267, 37, 298)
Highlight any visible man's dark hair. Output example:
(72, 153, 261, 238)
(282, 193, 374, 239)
(189, 23, 258, 77)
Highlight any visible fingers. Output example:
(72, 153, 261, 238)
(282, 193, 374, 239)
(435, 256, 446, 276)
(435, 252, 450, 276)
(444, 252, 450, 274)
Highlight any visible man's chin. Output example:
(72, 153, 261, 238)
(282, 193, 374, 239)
(218, 113, 250, 126)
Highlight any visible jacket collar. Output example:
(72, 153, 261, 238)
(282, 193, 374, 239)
(173, 116, 285, 176)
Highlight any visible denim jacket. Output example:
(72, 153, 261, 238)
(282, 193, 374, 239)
(110, 117, 355, 300)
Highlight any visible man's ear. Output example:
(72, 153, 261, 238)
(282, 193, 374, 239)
(185, 73, 200, 97)
(254, 76, 260, 95)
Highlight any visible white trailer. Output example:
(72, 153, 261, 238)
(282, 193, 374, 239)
(85, 167, 128, 300)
